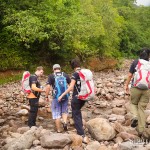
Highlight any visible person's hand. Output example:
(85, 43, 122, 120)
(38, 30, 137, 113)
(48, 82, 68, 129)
(58, 95, 63, 102)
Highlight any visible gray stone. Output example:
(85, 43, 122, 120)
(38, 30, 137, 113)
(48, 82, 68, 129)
(86, 141, 100, 150)
(87, 118, 116, 141)
(40, 133, 71, 149)
(3, 128, 37, 150)
(0, 119, 5, 126)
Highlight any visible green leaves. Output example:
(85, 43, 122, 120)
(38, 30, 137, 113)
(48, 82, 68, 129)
(3, 10, 49, 48)
(0, 0, 150, 70)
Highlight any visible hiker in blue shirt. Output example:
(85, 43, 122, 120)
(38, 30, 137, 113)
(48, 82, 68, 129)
(45, 64, 71, 133)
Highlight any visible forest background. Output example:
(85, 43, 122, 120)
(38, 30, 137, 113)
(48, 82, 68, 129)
(0, 0, 150, 75)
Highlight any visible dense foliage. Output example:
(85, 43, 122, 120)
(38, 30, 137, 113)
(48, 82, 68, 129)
(0, 0, 150, 70)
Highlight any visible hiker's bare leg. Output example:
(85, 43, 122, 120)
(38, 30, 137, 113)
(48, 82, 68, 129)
(62, 113, 68, 123)
(55, 118, 61, 132)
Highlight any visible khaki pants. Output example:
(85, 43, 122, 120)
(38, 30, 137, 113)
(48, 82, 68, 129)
(130, 87, 149, 133)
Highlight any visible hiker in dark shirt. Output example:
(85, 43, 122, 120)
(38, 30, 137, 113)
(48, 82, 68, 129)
(45, 64, 71, 133)
(125, 48, 150, 137)
(58, 59, 89, 144)
(27, 66, 45, 127)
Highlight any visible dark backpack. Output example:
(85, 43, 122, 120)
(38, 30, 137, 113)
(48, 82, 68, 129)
(53, 72, 69, 101)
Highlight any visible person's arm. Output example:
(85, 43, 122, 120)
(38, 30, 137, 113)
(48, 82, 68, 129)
(45, 74, 53, 101)
(124, 60, 137, 94)
(31, 84, 43, 92)
(124, 72, 133, 94)
(58, 79, 76, 101)
(45, 84, 51, 101)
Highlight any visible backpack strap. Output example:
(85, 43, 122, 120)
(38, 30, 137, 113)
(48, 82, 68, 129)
(75, 69, 82, 94)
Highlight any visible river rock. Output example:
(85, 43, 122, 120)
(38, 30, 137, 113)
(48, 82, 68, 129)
(117, 132, 138, 141)
(68, 134, 82, 149)
(0, 119, 5, 126)
(3, 128, 37, 150)
(40, 133, 71, 149)
(87, 118, 116, 141)
(17, 127, 30, 134)
(16, 109, 28, 116)
(112, 107, 126, 115)
(86, 141, 100, 150)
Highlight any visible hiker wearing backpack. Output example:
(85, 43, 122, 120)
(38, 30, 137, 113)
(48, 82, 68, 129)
(58, 59, 94, 144)
(27, 66, 45, 127)
(45, 64, 71, 133)
(125, 48, 150, 137)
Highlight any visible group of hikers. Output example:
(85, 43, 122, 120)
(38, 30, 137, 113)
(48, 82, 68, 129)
(24, 47, 150, 144)
(25, 59, 89, 143)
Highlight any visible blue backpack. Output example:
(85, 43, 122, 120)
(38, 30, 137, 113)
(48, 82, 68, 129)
(53, 72, 69, 101)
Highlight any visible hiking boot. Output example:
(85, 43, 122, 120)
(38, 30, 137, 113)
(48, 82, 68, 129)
(82, 136, 89, 144)
(63, 123, 68, 131)
(131, 119, 138, 128)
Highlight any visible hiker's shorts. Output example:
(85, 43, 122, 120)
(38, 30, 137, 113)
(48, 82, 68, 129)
(51, 99, 68, 119)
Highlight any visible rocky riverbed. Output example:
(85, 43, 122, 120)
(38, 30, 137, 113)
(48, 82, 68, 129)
(1, 59, 150, 150)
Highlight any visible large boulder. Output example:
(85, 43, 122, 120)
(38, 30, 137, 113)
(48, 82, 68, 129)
(87, 118, 116, 141)
(3, 127, 37, 150)
(40, 133, 71, 149)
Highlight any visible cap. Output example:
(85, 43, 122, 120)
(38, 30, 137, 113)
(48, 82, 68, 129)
(53, 64, 61, 70)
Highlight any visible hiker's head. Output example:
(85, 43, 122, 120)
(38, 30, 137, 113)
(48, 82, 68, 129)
(70, 59, 81, 70)
(53, 64, 61, 72)
(140, 48, 150, 61)
(35, 66, 44, 76)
